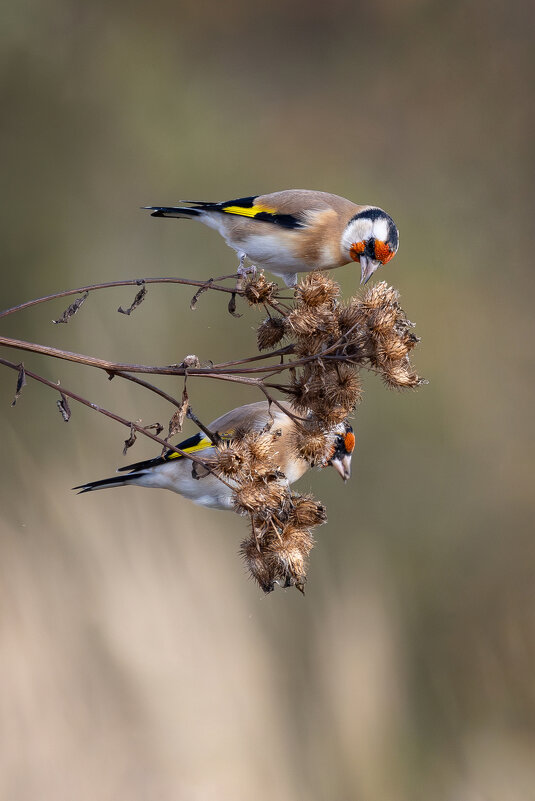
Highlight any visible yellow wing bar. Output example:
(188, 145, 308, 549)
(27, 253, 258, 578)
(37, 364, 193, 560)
(222, 203, 277, 218)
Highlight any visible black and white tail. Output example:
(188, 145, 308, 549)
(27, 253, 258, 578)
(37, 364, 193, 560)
(73, 472, 145, 494)
(143, 205, 202, 219)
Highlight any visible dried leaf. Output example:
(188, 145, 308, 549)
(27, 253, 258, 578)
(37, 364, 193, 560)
(166, 386, 189, 440)
(56, 392, 71, 422)
(144, 422, 164, 436)
(11, 363, 26, 407)
(228, 292, 242, 318)
(123, 423, 137, 455)
(190, 279, 213, 310)
(53, 292, 89, 324)
(118, 281, 147, 315)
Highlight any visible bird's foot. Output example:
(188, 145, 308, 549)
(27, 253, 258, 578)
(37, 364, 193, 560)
(235, 256, 257, 290)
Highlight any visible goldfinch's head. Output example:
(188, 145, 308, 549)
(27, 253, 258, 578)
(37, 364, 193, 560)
(327, 423, 355, 482)
(342, 208, 399, 284)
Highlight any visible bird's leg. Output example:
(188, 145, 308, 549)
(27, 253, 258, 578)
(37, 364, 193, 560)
(235, 251, 257, 290)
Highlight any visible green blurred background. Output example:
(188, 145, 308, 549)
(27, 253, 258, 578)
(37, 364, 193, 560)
(1, 1, 534, 799)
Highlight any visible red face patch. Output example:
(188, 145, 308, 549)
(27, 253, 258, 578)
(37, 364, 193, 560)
(374, 240, 395, 264)
(350, 241, 366, 262)
(344, 432, 355, 453)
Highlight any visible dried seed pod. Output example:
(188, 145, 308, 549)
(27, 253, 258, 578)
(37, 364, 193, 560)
(307, 401, 349, 426)
(240, 536, 276, 593)
(288, 495, 327, 527)
(286, 306, 339, 339)
(243, 272, 278, 304)
(292, 424, 331, 465)
(336, 299, 367, 335)
(367, 305, 398, 333)
(266, 524, 314, 590)
(373, 333, 410, 363)
(322, 364, 362, 409)
(210, 444, 244, 476)
(257, 316, 286, 350)
(361, 281, 400, 309)
(295, 272, 340, 308)
(381, 358, 422, 389)
(233, 478, 288, 517)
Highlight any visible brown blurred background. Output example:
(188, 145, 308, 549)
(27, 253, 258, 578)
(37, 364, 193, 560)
(1, 1, 534, 799)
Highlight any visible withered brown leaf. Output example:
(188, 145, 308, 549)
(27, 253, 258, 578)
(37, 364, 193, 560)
(11, 363, 26, 407)
(56, 392, 71, 422)
(118, 282, 147, 315)
(53, 292, 89, 324)
(123, 423, 137, 454)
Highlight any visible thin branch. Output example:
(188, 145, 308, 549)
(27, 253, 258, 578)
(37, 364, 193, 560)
(0, 275, 245, 320)
(0, 355, 234, 489)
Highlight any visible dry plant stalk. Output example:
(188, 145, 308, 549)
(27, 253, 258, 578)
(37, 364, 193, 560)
(0, 269, 424, 593)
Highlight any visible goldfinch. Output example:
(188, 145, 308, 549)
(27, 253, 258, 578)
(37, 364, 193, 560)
(145, 189, 399, 287)
(74, 401, 355, 511)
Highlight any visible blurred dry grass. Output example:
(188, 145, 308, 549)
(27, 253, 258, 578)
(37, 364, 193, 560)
(1, 1, 534, 799)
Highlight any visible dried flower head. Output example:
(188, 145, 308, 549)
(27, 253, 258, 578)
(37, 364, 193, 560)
(243, 272, 278, 305)
(209, 443, 244, 476)
(287, 494, 327, 527)
(257, 316, 287, 350)
(322, 364, 362, 410)
(295, 272, 340, 308)
(361, 281, 400, 310)
(233, 477, 288, 517)
(381, 358, 422, 389)
(291, 422, 332, 466)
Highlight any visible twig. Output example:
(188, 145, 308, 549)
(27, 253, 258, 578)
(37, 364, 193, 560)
(0, 355, 234, 489)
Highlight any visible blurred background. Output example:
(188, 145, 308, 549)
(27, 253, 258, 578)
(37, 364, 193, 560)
(1, 1, 534, 798)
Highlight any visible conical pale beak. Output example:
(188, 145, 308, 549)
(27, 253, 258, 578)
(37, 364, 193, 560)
(360, 255, 381, 284)
(331, 454, 352, 482)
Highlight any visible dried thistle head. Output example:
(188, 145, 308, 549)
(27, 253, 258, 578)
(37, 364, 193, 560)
(257, 316, 287, 350)
(295, 272, 340, 308)
(381, 358, 423, 389)
(361, 281, 400, 310)
(287, 494, 327, 528)
(367, 305, 398, 334)
(233, 477, 289, 518)
(291, 422, 333, 466)
(209, 443, 244, 476)
(336, 299, 367, 334)
(243, 272, 278, 305)
(373, 332, 411, 363)
(266, 524, 314, 591)
(240, 535, 276, 593)
(322, 364, 362, 410)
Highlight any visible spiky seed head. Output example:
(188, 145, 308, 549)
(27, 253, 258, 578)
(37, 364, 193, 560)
(240, 536, 275, 593)
(374, 333, 410, 363)
(243, 272, 278, 304)
(322, 365, 362, 409)
(211, 444, 244, 476)
(361, 281, 400, 309)
(295, 272, 340, 308)
(307, 401, 348, 426)
(257, 316, 286, 350)
(233, 478, 288, 517)
(336, 299, 367, 334)
(288, 495, 327, 527)
(367, 305, 398, 333)
(293, 425, 330, 465)
(382, 359, 422, 389)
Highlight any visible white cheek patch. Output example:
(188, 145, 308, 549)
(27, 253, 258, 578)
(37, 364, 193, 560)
(341, 218, 373, 253)
(372, 218, 389, 243)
